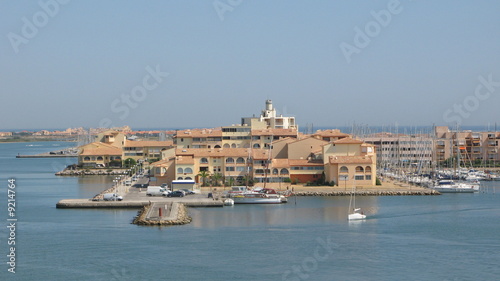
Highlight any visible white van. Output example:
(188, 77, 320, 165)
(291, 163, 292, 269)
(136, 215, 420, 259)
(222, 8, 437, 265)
(146, 186, 170, 196)
(103, 193, 123, 201)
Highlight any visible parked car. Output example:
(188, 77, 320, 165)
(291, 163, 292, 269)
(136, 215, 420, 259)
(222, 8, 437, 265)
(180, 189, 195, 195)
(167, 191, 185, 197)
(103, 193, 123, 201)
(146, 186, 170, 196)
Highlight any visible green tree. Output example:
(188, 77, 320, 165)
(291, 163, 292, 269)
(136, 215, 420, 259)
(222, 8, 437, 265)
(226, 176, 235, 187)
(123, 158, 136, 168)
(211, 173, 223, 187)
(197, 170, 210, 187)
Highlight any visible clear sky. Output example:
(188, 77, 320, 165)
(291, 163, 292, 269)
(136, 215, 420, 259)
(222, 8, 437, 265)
(1, 0, 500, 130)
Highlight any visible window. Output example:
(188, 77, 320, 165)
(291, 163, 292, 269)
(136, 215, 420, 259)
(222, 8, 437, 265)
(280, 168, 289, 175)
(225, 167, 235, 171)
(365, 166, 372, 173)
(200, 158, 208, 164)
(273, 168, 278, 174)
(84, 156, 90, 161)
(184, 167, 193, 174)
(177, 177, 183, 180)
(365, 175, 372, 180)
(253, 143, 260, 149)
(355, 166, 364, 173)
(177, 168, 184, 174)
(355, 175, 364, 180)
(340, 166, 348, 173)
(185, 177, 192, 180)
(226, 157, 234, 163)
(97, 156, 103, 161)
(236, 157, 245, 164)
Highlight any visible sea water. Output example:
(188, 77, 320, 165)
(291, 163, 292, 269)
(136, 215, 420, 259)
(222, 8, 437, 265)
(0, 142, 499, 281)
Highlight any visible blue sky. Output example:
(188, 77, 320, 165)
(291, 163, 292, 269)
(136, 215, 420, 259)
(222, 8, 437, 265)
(1, 0, 500, 130)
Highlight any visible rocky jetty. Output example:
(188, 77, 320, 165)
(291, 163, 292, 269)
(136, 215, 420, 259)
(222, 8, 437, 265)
(133, 203, 192, 226)
(56, 169, 128, 176)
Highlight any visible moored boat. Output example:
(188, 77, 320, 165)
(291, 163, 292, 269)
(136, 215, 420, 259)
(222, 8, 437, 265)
(429, 179, 478, 193)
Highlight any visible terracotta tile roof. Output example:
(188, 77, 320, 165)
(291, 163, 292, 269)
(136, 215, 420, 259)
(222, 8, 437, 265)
(271, 137, 296, 144)
(176, 155, 194, 165)
(328, 156, 373, 164)
(271, 159, 290, 167)
(332, 137, 364, 144)
(124, 141, 174, 148)
(151, 157, 175, 167)
(289, 136, 328, 145)
(252, 149, 271, 160)
(312, 129, 351, 137)
(79, 142, 122, 156)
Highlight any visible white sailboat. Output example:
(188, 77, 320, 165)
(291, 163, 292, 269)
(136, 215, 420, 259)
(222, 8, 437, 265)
(348, 185, 366, 220)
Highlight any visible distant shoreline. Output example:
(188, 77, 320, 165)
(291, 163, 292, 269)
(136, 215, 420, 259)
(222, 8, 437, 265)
(0, 137, 77, 143)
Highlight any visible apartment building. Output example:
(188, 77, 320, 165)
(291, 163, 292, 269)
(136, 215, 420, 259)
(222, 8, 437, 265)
(434, 126, 500, 164)
(323, 138, 377, 187)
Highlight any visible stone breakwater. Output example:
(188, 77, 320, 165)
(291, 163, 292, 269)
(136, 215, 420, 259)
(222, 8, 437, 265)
(56, 169, 128, 176)
(133, 203, 193, 226)
(293, 190, 440, 196)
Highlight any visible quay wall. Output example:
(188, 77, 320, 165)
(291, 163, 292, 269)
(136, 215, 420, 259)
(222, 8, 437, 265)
(293, 190, 440, 196)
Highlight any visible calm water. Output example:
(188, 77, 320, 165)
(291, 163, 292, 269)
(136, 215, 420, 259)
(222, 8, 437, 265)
(1, 142, 499, 281)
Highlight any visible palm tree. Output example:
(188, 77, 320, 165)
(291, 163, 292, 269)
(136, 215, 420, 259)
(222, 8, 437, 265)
(197, 170, 210, 187)
(211, 172, 223, 187)
(226, 176, 235, 187)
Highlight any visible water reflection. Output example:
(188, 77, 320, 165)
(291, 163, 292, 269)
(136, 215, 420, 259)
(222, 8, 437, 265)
(189, 196, 380, 228)
(77, 176, 116, 198)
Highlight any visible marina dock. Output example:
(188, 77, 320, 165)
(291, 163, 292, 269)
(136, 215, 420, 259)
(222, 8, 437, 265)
(16, 147, 78, 158)
(56, 198, 224, 209)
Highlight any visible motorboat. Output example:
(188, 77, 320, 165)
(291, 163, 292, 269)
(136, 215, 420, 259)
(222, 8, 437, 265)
(429, 180, 477, 193)
(231, 193, 284, 204)
(227, 187, 287, 204)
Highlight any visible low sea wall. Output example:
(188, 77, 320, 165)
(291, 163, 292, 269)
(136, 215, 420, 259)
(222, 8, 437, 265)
(293, 190, 440, 196)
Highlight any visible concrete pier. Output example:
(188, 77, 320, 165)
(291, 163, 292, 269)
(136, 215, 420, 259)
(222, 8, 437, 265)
(132, 202, 193, 226)
(56, 198, 224, 209)
(56, 199, 149, 209)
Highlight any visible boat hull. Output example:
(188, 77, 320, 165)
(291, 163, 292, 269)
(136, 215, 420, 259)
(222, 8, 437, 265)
(232, 197, 283, 204)
(348, 213, 366, 220)
(431, 187, 475, 193)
